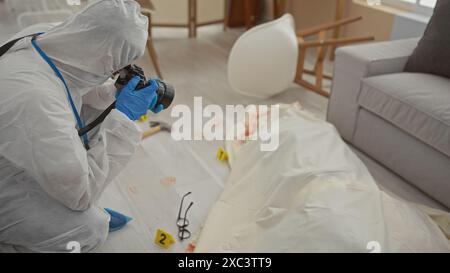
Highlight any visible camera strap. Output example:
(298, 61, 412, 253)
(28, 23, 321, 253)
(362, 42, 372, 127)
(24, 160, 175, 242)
(1, 35, 130, 146)
(1, 33, 90, 149)
(0, 33, 40, 57)
(77, 101, 116, 137)
(0, 33, 116, 149)
(30, 36, 90, 149)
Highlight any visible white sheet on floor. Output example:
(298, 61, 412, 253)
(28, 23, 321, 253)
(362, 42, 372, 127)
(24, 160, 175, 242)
(195, 104, 450, 253)
(99, 120, 228, 253)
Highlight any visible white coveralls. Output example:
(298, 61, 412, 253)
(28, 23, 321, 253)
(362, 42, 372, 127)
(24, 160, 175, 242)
(0, 0, 148, 252)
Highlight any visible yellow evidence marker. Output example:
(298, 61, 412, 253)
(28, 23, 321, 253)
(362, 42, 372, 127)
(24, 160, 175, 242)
(139, 114, 148, 122)
(217, 147, 229, 162)
(154, 229, 176, 249)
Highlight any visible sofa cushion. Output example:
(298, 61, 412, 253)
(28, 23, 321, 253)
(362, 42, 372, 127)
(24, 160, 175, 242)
(404, 0, 450, 79)
(358, 73, 450, 157)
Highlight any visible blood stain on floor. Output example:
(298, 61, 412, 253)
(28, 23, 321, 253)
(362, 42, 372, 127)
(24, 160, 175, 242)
(161, 176, 177, 186)
(128, 185, 139, 194)
(185, 242, 196, 253)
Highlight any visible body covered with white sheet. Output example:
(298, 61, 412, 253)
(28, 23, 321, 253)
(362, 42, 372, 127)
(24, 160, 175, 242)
(196, 104, 450, 252)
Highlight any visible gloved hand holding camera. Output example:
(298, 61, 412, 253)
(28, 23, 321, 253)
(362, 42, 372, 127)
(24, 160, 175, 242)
(116, 76, 163, 121)
(115, 65, 174, 121)
(78, 64, 174, 137)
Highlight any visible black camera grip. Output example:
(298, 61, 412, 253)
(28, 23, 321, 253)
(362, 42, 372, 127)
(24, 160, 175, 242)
(78, 101, 116, 137)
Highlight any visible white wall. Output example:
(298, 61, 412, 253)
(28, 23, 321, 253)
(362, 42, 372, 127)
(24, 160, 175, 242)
(151, 0, 224, 25)
(390, 13, 428, 40)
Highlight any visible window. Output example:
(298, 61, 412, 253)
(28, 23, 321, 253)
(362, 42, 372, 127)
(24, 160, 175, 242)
(383, 0, 437, 15)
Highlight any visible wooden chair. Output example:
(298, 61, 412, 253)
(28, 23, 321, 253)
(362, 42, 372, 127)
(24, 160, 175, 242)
(271, 0, 349, 61)
(137, 0, 164, 79)
(295, 16, 374, 97)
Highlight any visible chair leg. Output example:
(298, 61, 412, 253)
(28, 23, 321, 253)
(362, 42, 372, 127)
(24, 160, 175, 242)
(146, 38, 163, 79)
(330, 0, 346, 61)
(188, 0, 197, 38)
(295, 35, 331, 98)
(314, 31, 328, 91)
(296, 79, 331, 98)
(295, 47, 306, 82)
(144, 12, 163, 79)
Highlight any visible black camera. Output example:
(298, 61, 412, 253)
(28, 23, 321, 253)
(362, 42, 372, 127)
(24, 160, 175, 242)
(115, 64, 175, 109)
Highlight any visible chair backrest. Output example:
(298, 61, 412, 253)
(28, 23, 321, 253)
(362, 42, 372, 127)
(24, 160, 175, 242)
(228, 14, 298, 99)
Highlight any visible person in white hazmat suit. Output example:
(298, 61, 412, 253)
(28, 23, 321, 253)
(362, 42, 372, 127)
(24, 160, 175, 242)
(0, 0, 162, 252)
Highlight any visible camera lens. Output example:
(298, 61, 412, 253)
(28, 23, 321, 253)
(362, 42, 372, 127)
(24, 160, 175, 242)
(155, 80, 175, 109)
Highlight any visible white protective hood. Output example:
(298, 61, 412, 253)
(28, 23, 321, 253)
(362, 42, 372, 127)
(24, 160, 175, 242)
(36, 0, 148, 95)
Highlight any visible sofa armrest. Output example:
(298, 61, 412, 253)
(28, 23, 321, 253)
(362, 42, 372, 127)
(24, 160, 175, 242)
(327, 38, 420, 142)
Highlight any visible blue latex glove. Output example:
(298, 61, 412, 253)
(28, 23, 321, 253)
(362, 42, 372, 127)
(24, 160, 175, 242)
(104, 208, 133, 233)
(152, 104, 164, 113)
(116, 76, 159, 121)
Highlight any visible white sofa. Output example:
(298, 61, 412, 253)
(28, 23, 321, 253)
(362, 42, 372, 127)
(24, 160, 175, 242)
(328, 38, 450, 209)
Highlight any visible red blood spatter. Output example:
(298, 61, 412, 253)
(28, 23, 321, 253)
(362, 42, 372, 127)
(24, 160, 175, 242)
(128, 185, 138, 194)
(161, 176, 177, 186)
(185, 243, 196, 253)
